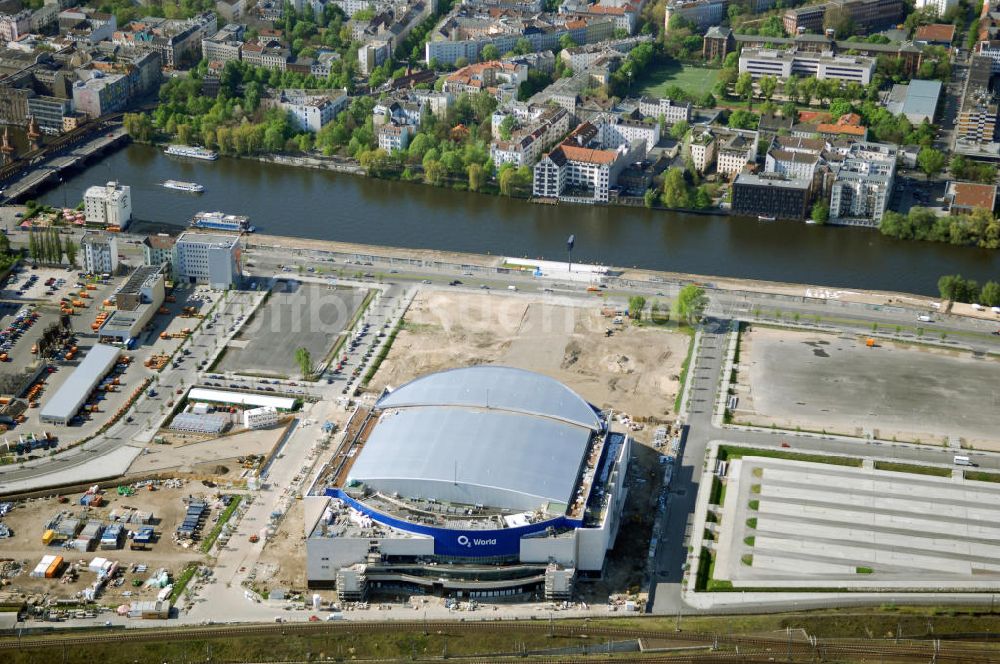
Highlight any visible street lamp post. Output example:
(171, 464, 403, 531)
(566, 234, 575, 273)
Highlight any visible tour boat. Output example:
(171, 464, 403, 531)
(190, 211, 254, 233)
(163, 180, 205, 193)
(165, 144, 218, 160)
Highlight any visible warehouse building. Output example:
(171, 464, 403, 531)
(187, 388, 295, 411)
(40, 344, 119, 425)
(97, 264, 166, 346)
(305, 366, 631, 599)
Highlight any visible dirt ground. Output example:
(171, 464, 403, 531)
(127, 425, 287, 477)
(0, 482, 217, 604)
(254, 497, 306, 592)
(370, 291, 690, 439)
(735, 326, 1000, 449)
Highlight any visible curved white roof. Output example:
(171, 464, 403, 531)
(376, 366, 602, 431)
(349, 367, 604, 512)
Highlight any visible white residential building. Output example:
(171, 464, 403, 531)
(600, 115, 659, 157)
(83, 181, 132, 229)
(378, 122, 415, 152)
(272, 89, 348, 132)
(915, 0, 957, 16)
(490, 106, 570, 167)
(637, 96, 692, 124)
(175, 232, 241, 289)
(532, 121, 642, 203)
(739, 47, 876, 84)
(80, 231, 119, 275)
(763, 135, 826, 182)
(829, 142, 897, 227)
(244, 405, 278, 429)
(688, 130, 716, 173)
(715, 129, 759, 178)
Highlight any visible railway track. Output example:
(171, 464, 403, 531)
(2, 618, 1000, 662)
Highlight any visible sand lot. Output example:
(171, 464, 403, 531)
(736, 326, 1000, 448)
(369, 291, 690, 433)
(0, 482, 214, 603)
(127, 425, 287, 477)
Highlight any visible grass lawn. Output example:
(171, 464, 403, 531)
(636, 60, 719, 99)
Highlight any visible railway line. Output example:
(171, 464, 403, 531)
(3, 618, 1000, 662)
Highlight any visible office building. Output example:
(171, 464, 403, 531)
(142, 234, 177, 280)
(739, 47, 876, 84)
(732, 172, 812, 220)
(175, 232, 241, 289)
(956, 56, 998, 144)
(98, 264, 166, 345)
(533, 121, 643, 203)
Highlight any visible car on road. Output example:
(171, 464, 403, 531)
(780, 442, 791, 448)
(917, 315, 933, 322)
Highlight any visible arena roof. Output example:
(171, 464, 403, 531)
(347, 367, 604, 513)
(375, 366, 602, 431)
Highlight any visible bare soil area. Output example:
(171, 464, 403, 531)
(0, 482, 216, 603)
(370, 291, 690, 439)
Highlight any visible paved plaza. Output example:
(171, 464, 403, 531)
(739, 326, 1000, 446)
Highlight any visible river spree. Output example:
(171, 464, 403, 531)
(38, 143, 1000, 295)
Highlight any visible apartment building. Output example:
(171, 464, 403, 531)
(702, 25, 734, 60)
(358, 40, 390, 75)
(688, 130, 716, 173)
(270, 89, 348, 132)
(715, 130, 759, 178)
(763, 135, 826, 183)
(201, 23, 245, 64)
(782, 0, 903, 35)
(732, 173, 812, 220)
(828, 142, 897, 227)
(80, 231, 119, 275)
(637, 96, 691, 123)
(175, 232, 241, 289)
(533, 121, 642, 203)
(490, 106, 570, 167)
(0, 10, 31, 42)
(600, 115, 659, 157)
(377, 122, 416, 152)
(739, 47, 875, 84)
(915, 0, 957, 17)
(956, 56, 998, 143)
(142, 234, 177, 280)
(83, 181, 132, 230)
(443, 61, 527, 101)
(663, 0, 726, 31)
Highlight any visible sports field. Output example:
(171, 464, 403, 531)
(637, 61, 720, 99)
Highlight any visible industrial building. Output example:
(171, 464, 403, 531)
(884, 79, 942, 124)
(187, 387, 295, 411)
(83, 181, 132, 230)
(175, 232, 241, 289)
(39, 344, 119, 425)
(305, 366, 631, 600)
(97, 264, 166, 346)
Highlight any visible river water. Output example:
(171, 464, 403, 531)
(37, 143, 1000, 295)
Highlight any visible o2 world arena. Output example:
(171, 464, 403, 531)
(305, 366, 631, 600)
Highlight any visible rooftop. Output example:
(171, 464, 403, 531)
(735, 172, 811, 189)
(39, 344, 119, 422)
(947, 181, 997, 210)
(914, 23, 955, 43)
(176, 231, 240, 247)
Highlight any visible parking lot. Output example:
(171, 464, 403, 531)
(735, 326, 1000, 447)
(715, 456, 1000, 591)
(888, 175, 947, 215)
(215, 282, 369, 379)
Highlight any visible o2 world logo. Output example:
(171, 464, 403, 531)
(457, 535, 497, 548)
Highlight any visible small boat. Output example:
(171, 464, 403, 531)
(757, 215, 776, 222)
(805, 219, 819, 225)
(163, 180, 205, 193)
(165, 145, 218, 160)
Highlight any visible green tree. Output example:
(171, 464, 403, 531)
(811, 201, 829, 224)
(758, 75, 777, 102)
(980, 280, 1000, 307)
(628, 295, 646, 320)
(480, 44, 500, 61)
(559, 34, 577, 50)
(64, 238, 78, 267)
(734, 72, 754, 105)
(467, 163, 485, 192)
(669, 119, 689, 140)
(673, 284, 708, 324)
(661, 167, 691, 209)
(499, 115, 517, 141)
(917, 147, 947, 179)
(295, 347, 313, 378)
(938, 274, 980, 303)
